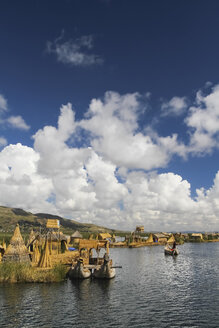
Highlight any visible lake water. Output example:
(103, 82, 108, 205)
(0, 242, 218, 328)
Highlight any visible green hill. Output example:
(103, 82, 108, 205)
(0, 206, 119, 236)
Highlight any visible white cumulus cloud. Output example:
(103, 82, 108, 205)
(79, 91, 184, 170)
(0, 143, 54, 213)
(0, 88, 219, 231)
(186, 84, 219, 154)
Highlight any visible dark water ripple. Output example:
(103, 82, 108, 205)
(0, 242, 218, 328)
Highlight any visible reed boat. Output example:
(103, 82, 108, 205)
(93, 254, 116, 279)
(164, 244, 179, 256)
(68, 258, 91, 279)
(68, 239, 117, 280)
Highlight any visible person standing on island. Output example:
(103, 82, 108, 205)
(172, 241, 176, 250)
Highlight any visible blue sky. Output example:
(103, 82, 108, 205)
(0, 0, 219, 231)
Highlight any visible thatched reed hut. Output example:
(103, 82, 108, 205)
(47, 231, 68, 254)
(98, 233, 112, 241)
(152, 233, 169, 243)
(70, 231, 83, 244)
(3, 224, 30, 263)
(191, 233, 203, 241)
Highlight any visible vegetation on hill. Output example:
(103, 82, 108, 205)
(0, 206, 124, 237)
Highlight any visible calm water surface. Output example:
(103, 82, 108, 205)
(0, 242, 218, 328)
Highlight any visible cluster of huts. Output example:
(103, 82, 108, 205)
(0, 220, 117, 269)
(0, 224, 50, 267)
(110, 226, 219, 248)
(0, 222, 83, 268)
(126, 232, 176, 248)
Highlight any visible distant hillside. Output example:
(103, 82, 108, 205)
(0, 206, 119, 234)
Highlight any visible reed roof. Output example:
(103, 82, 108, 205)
(98, 233, 112, 239)
(3, 224, 30, 263)
(48, 232, 67, 241)
(71, 231, 83, 238)
(5, 224, 29, 256)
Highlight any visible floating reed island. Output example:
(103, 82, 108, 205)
(110, 227, 219, 248)
(0, 223, 78, 283)
(1, 222, 218, 283)
(0, 221, 118, 283)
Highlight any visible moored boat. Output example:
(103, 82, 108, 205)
(164, 244, 179, 256)
(93, 254, 116, 279)
(68, 258, 91, 279)
(68, 239, 118, 280)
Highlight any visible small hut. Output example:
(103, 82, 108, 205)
(191, 233, 203, 241)
(3, 224, 30, 263)
(152, 233, 169, 243)
(98, 233, 112, 241)
(46, 231, 68, 254)
(70, 231, 83, 244)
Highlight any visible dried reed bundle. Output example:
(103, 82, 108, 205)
(38, 238, 51, 268)
(32, 240, 40, 264)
